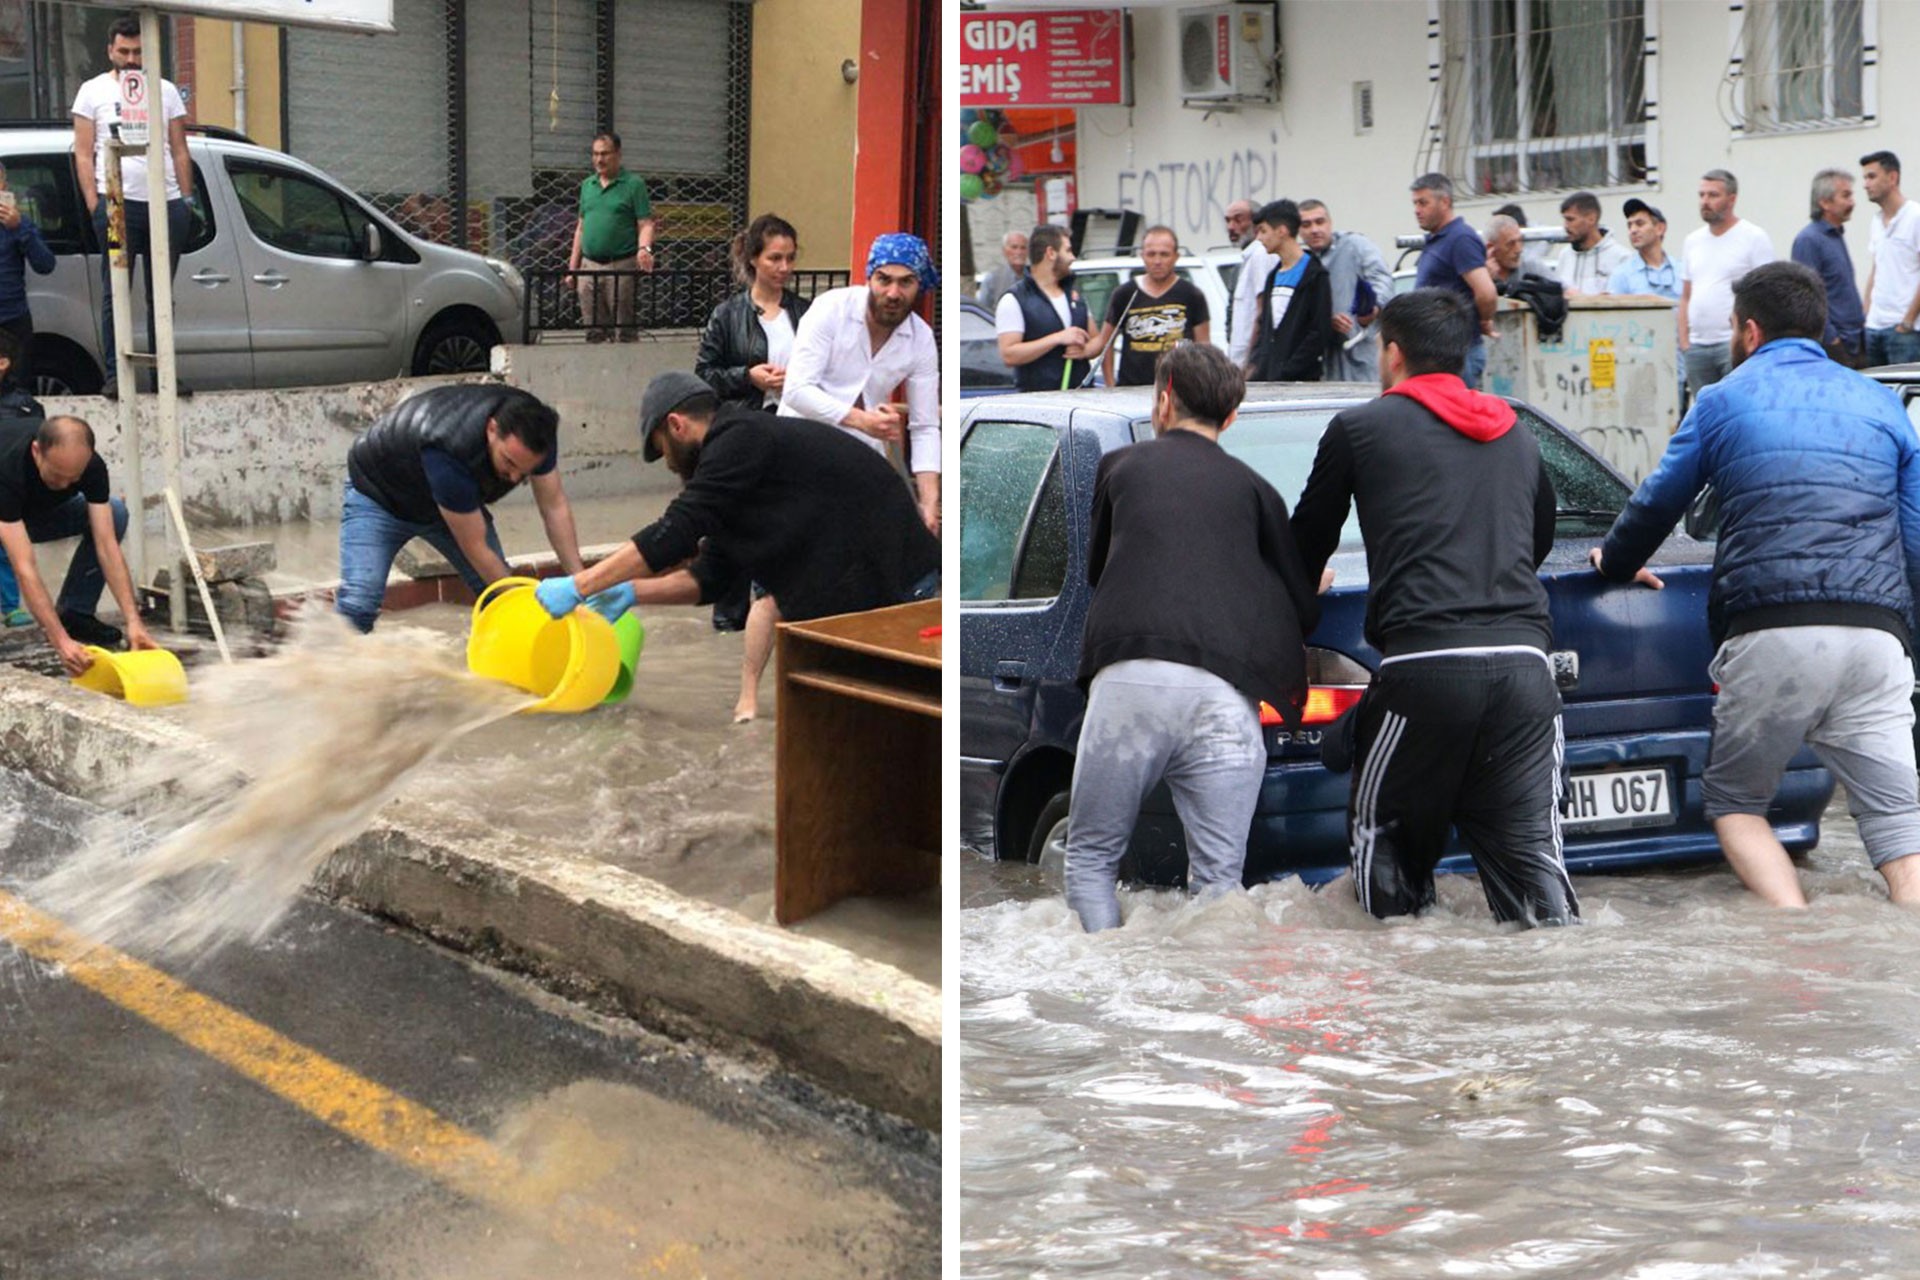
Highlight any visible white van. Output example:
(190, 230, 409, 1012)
(2, 123, 524, 394)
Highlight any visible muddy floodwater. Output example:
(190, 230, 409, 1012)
(962, 799, 1920, 1278)
(384, 605, 938, 985)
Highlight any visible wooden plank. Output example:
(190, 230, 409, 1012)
(779, 600, 941, 670)
(786, 671, 940, 718)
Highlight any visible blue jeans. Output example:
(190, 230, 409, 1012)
(92, 197, 191, 379)
(1462, 337, 1487, 389)
(0, 495, 129, 617)
(335, 481, 505, 633)
(1866, 327, 1920, 368)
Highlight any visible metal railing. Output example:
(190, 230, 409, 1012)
(522, 267, 852, 340)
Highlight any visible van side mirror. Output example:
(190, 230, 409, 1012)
(362, 222, 384, 261)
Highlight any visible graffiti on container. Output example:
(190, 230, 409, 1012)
(1113, 132, 1285, 245)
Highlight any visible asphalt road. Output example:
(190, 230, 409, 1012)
(0, 770, 937, 1279)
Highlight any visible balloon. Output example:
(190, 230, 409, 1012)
(990, 145, 1012, 172)
(981, 171, 1003, 197)
(1007, 151, 1026, 180)
(968, 120, 999, 148)
(960, 173, 985, 201)
(961, 108, 979, 126)
(960, 144, 987, 175)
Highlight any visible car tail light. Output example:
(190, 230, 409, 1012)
(1258, 648, 1372, 727)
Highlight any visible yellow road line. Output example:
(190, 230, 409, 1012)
(0, 888, 705, 1277)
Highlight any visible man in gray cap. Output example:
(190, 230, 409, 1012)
(532, 371, 940, 664)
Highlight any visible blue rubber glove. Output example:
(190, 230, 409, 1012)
(533, 574, 583, 618)
(585, 582, 637, 624)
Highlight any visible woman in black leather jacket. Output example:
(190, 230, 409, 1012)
(695, 213, 807, 412)
(696, 214, 807, 719)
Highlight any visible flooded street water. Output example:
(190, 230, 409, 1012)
(961, 800, 1920, 1278)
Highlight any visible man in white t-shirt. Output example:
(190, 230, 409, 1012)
(1860, 149, 1920, 368)
(1679, 168, 1774, 397)
(70, 15, 193, 396)
(995, 223, 1093, 391)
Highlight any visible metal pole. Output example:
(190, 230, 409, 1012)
(105, 128, 143, 592)
(139, 7, 186, 633)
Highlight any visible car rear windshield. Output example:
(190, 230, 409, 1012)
(1211, 404, 1634, 550)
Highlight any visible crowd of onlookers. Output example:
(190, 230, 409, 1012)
(975, 148, 1920, 406)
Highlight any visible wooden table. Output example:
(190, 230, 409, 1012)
(774, 599, 941, 925)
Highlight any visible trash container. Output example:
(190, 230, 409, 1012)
(1485, 294, 1680, 484)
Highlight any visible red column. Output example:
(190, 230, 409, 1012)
(851, 0, 937, 292)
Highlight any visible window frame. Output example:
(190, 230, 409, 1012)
(958, 419, 1072, 607)
(1731, 0, 1876, 138)
(1430, 0, 1658, 196)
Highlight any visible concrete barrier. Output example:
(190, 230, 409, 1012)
(39, 335, 697, 529)
(0, 667, 940, 1131)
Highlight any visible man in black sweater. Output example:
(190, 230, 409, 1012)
(533, 371, 939, 629)
(1065, 342, 1320, 931)
(1291, 289, 1578, 927)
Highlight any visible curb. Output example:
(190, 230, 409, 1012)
(0, 670, 940, 1131)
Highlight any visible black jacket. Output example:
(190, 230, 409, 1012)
(347, 383, 550, 523)
(1291, 376, 1556, 657)
(632, 406, 938, 623)
(695, 288, 810, 409)
(1078, 429, 1320, 720)
(1249, 252, 1332, 382)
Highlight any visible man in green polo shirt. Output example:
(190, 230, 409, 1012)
(566, 131, 654, 343)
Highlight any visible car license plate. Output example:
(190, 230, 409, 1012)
(1561, 766, 1675, 832)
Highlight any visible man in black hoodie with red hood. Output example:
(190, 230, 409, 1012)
(1291, 288, 1578, 927)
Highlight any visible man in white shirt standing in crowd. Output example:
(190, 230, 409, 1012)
(70, 14, 191, 398)
(994, 223, 1091, 393)
(1679, 169, 1774, 396)
(1228, 198, 1276, 369)
(1554, 191, 1630, 296)
(1860, 150, 1920, 368)
(783, 232, 940, 535)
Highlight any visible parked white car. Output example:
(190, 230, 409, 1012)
(2, 123, 524, 395)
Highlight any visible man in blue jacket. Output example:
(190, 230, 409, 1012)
(1592, 261, 1920, 907)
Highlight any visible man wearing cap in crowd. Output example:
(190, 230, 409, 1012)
(783, 232, 941, 536)
(528, 371, 940, 694)
(1607, 198, 1680, 301)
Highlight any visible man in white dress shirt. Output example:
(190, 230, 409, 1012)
(783, 232, 941, 535)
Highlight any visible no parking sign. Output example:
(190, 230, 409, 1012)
(116, 68, 149, 147)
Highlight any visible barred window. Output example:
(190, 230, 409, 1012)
(1734, 0, 1872, 134)
(1430, 0, 1650, 196)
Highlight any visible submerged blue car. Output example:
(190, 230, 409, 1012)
(958, 384, 1835, 885)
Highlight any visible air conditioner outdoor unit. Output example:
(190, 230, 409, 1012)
(1177, 4, 1278, 106)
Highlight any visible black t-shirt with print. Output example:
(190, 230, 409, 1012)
(0, 421, 109, 523)
(1104, 278, 1211, 386)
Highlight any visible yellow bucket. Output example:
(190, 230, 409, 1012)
(72, 646, 188, 706)
(603, 609, 646, 705)
(466, 576, 620, 713)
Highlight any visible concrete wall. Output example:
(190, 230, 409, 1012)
(1076, 1, 1920, 283)
(749, 0, 863, 273)
(40, 339, 692, 531)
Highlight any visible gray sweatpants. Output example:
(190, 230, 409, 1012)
(1064, 659, 1266, 931)
(1705, 625, 1920, 866)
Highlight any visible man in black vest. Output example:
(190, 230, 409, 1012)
(529, 372, 939, 645)
(337, 384, 588, 632)
(995, 224, 1092, 392)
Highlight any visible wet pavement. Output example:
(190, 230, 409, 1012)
(0, 768, 937, 1278)
(962, 796, 1920, 1278)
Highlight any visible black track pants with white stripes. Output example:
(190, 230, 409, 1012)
(1346, 650, 1580, 927)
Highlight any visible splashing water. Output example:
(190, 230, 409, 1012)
(31, 609, 531, 957)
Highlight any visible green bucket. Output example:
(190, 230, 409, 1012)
(602, 610, 646, 704)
